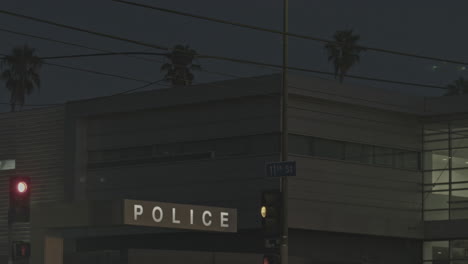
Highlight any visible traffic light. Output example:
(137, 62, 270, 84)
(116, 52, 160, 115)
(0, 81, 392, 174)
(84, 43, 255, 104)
(260, 190, 282, 238)
(263, 254, 280, 264)
(12, 241, 30, 260)
(9, 176, 31, 223)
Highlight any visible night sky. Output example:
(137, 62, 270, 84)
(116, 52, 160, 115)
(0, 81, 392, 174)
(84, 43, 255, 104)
(0, 0, 467, 112)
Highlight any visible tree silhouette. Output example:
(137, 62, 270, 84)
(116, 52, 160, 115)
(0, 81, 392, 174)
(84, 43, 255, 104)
(325, 30, 366, 83)
(161, 45, 200, 86)
(445, 77, 468, 96)
(1, 45, 42, 111)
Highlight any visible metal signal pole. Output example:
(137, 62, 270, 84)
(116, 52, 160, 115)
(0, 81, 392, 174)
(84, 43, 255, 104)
(280, 0, 289, 264)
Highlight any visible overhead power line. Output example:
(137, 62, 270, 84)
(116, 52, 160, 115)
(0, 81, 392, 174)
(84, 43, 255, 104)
(0, 52, 154, 84)
(0, 9, 169, 51)
(0, 26, 164, 64)
(41, 52, 166, 60)
(40, 51, 447, 89)
(0, 9, 447, 90)
(44, 62, 153, 83)
(113, 0, 468, 66)
(200, 54, 447, 90)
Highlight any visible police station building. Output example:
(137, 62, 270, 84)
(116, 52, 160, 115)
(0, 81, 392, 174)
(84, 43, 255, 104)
(0, 74, 466, 264)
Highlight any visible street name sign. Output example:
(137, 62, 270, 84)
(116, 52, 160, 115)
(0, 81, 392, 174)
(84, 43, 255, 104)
(266, 161, 296, 177)
(123, 199, 237, 233)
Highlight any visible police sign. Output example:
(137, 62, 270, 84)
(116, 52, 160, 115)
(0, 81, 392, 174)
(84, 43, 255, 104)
(123, 199, 237, 233)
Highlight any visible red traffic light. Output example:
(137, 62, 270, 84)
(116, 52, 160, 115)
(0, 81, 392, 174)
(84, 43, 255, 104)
(9, 176, 31, 223)
(17, 181, 28, 194)
(263, 255, 279, 264)
(12, 241, 30, 260)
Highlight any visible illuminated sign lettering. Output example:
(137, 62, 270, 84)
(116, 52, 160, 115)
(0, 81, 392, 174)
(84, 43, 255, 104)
(123, 199, 237, 233)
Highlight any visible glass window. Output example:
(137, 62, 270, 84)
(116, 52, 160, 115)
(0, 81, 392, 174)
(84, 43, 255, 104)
(423, 241, 449, 261)
(451, 208, 468, 220)
(345, 143, 373, 164)
(451, 240, 468, 261)
(452, 182, 468, 190)
(424, 210, 449, 221)
(424, 191, 449, 210)
(451, 119, 468, 133)
(424, 150, 450, 170)
(289, 135, 420, 169)
(395, 150, 420, 170)
(289, 135, 311, 156)
(424, 184, 449, 192)
(424, 133, 449, 141)
(313, 138, 344, 160)
(424, 171, 449, 185)
(451, 190, 468, 207)
(453, 169, 468, 183)
(374, 147, 393, 166)
(0, 159, 15, 170)
(452, 137, 468, 148)
(452, 148, 468, 168)
(425, 140, 449, 150)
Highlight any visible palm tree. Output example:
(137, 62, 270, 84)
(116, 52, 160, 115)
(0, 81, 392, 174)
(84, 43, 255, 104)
(325, 30, 366, 83)
(1, 45, 42, 111)
(445, 77, 468, 96)
(161, 45, 200, 86)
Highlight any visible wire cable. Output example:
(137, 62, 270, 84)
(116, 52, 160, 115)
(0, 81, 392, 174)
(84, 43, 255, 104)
(38, 52, 449, 90)
(113, 0, 468, 66)
(0, 26, 165, 64)
(0, 9, 169, 51)
(41, 51, 166, 60)
(43, 61, 153, 83)
(0, 9, 449, 90)
(0, 51, 155, 84)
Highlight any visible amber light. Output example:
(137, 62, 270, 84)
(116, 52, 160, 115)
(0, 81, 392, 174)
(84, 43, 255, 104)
(261, 206, 267, 218)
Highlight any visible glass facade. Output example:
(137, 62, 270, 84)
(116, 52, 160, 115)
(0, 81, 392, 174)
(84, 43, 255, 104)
(88, 134, 280, 168)
(423, 240, 468, 264)
(289, 134, 420, 170)
(424, 121, 468, 220)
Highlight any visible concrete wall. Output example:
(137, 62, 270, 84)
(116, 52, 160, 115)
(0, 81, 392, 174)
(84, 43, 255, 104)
(289, 157, 422, 238)
(290, 229, 421, 264)
(289, 95, 422, 150)
(127, 249, 262, 264)
(288, 96, 423, 238)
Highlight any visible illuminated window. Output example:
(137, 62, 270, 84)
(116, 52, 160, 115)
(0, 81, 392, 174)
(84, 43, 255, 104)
(289, 134, 419, 170)
(0, 159, 15, 170)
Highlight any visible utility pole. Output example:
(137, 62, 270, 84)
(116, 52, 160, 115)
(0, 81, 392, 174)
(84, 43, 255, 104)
(280, 0, 289, 264)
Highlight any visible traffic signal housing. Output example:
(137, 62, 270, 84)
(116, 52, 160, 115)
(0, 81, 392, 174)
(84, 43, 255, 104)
(12, 241, 30, 260)
(263, 254, 280, 264)
(260, 190, 282, 238)
(9, 176, 31, 223)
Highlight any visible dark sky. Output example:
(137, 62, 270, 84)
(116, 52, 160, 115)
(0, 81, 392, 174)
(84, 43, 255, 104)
(1, 0, 467, 112)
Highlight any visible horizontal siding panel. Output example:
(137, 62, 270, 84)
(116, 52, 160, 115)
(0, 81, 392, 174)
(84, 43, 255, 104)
(0, 106, 65, 257)
(87, 117, 279, 150)
(289, 98, 422, 150)
(288, 156, 422, 237)
(87, 97, 279, 136)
